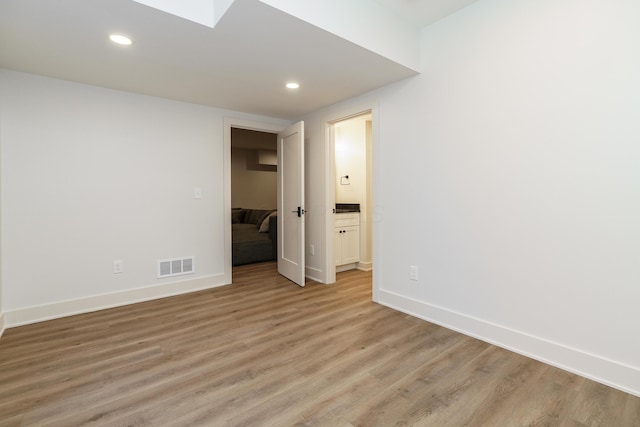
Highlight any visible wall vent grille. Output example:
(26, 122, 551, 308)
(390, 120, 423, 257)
(158, 256, 195, 278)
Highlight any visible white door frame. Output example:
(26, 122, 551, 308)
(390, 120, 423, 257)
(323, 104, 379, 302)
(223, 117, 287, 284)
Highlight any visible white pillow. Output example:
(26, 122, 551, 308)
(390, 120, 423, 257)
(259, 211, 277, 232)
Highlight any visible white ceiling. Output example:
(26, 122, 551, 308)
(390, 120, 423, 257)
(0, 0, 478, 119)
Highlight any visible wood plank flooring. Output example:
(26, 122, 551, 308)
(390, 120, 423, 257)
(1, 262, 639, 426)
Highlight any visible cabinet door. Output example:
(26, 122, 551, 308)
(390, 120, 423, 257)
(341, 226, 360, 264)
(335, 229, 343, 265)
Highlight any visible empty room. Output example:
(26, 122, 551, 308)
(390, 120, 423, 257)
(1, 0, 639, 425)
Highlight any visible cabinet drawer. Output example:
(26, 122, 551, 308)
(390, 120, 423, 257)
(335, 213, 359, 227)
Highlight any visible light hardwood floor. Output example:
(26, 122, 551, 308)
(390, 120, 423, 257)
(1, 262, 639, 426)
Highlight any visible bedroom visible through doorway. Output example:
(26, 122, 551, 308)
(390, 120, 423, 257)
(230, 128, 278, 270)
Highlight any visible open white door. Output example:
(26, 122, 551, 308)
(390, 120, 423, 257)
(277, 121, 305, 287)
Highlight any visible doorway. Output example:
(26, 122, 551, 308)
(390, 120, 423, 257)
(224, 112, 376, 293)
(230, 128, 278, 269)
(223, 118, 286, 284)
(326, 110, 374, 284)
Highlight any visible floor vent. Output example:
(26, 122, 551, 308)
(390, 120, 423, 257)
(158, 256, 195, 278)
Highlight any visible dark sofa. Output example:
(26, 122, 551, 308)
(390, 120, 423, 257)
(232, 208, 277, 266)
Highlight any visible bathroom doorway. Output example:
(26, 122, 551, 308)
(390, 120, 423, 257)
(330, 112, 373, 277)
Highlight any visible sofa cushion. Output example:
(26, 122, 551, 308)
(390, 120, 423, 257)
(231, 209, 246, 224)
(231, 222, 274, 266)
(231, 209, 278, 266)
(246, 209, 271, 225)
(256, 209, 275, 229)
(259, 211, 277, 232)
(232, 223, 271, 243)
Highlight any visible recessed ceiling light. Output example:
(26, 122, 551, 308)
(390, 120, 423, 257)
(286, 82, 300, 89)
(109, 34, 132, 45)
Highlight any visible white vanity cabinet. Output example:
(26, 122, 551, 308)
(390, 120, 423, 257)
(335, 213, 360, 269)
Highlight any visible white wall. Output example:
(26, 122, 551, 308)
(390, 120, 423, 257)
(231, 148, 277, 209)
(335, 117, 367, 205)
(231, 128, 278, 209)
(0, 108, 3, 337)
(302, 0, 640, 396)
(301, 114, 328, 281)
(0, 69, 288, 326)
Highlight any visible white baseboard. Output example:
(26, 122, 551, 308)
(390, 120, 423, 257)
(357, 261, 373, 271)
(378, 288, 640, 398)
(336, 263, 357, 273)
(305, 265, 325, 284)
(5, 273, 229, 328)
(0, 312, 5, 339)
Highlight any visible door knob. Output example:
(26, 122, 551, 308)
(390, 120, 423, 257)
(290, 206, 305, 217)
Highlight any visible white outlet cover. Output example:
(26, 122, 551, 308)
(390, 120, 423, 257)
(410, 265, 418, 281)
(113, 260, 124, 274)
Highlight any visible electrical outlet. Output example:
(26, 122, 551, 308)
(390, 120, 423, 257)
(309, 244, 315, 256)
(410, 265, 418, 281)
(113, 260, 123, 274)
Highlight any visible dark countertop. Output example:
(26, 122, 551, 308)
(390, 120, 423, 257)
(335, 203, 360, 213)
